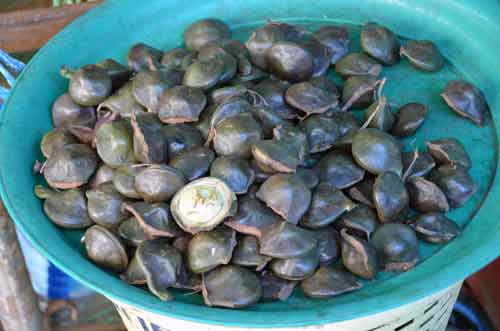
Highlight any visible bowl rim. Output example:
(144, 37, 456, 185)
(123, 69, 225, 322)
(1, 0, 500, 327)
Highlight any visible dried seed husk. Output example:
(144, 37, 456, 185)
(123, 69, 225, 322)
(336, 205, 379, 239)
(373, 171, 409, 223)
(137, 239, 183, 301)
(259, 221, 317, 259)
(407, 176, 450, 213)
(310, 76, 341, 98)
(202, 265, 262, 308)
(183, 58, 225, 90)
(118, 217, 150, 247)
(184, 18, 231, 51)
(300, 115, 340, 153)
(371, 223, 419, 272)
(230, 65, 268, 85)
(352, 128, 403, 176)
(163, 123, 203, 160)
(408, 213, 461, 243)
(41, 128, 78, 158)
(210, 156, 255, 194)
(52, 93, 96, 128)
(131, 113, 167, 164)
(127, 43, 163, 72)
(441, 80, 488, 126)
(400, 40, 444, 72)
(429, 164, 477, 208)
(391, 102, 427, 137)
(364, 96, 395, 132)
(251, 140, 300, 173)
(84, 225, 128, 273)
(225, 192, 282, 238)
(97, 81, 146, 118)
(96, 58, 132, 91)
(340, 229, 379, 280)
(35, 185, 93, 229)
(314, 227, 340, 265)
(169, 146, 215, 181)
(341, 75, 379, 110)
(172, 235, 193, 254)
(90, 164, 115, 189)
(304, 38, 332, 77)
(206, 97, 253, 143)
(134, 165, 186, 203)
(122, 201, 183, 237)
(301, 183, 356, 229)
(112, 164, 148, 199)
(187, 226, 237, 273)
(316, 151, 365, 189)
(426, 138, 471, 169)
(157, 85, 207, 124)
(331, 129, 357, 151)
(121, 254, 147, 285)
(329, 111, 361, 137)
(161, 48, 197, 70)
(402, 150, 435, 179)
(249, 105, 288, 138)
(266, 41, 313, 82)
(313, 25, 350, 64)
(86, 183, 127, 228)
(252, 79, 297, 119)
(301, 266, 361, 298)
(295, 167, 319, 189)
(232, 235, 271, 270)
(171, 177, 237, 234)
(335, 52, 382, 78)
(95, 119, 135, 168)
(260, 270, 297, 301)
(347, 176, 375, 208)
(257, 173, 311, 224)
(43, 144, 98, 189)
(132, 69, 181, 111)
(273, 123, 309, 164)
(285, 82, 339, 117)
(360, 22, 400, 65)
(245, 21, 308, 70)
(60, 65, 112, 106)
(213, 113, 262, 158)
(270, 249, 319, 281)
(198, 45, 238, 84)
(251, 158, 274, 183)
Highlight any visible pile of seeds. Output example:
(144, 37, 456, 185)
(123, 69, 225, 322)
(33, 18, 489, 308)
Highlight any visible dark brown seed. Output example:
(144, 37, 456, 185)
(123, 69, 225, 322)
(360, 22, 400, 65)
(253, 79, 297, 119)
(184, 19, 231, 51)
(131, 113, 167, 164)
(261, 270, 297, 301)
(232, 235, 271, 270)
(210, 156, 255, 194)
(300, 115, 340, 153)
(169, 146, 215, 181)
(406, 176, 450, 213)
(95, 119, 135, 168)
(86, 183, 126, 228)
(52, 93, 96, 128)
(183, 59, 225, 90)
(329, 111, 361, 137)
(341, 75, 379, 110)
(112, 165, 148, 199)
(251, 140, 300, 173)
(134, 165, 186, 203)
(90, 164, 115, 189)
(84, 225, 128, 274)
(314, 227, 340, 265)
(60, 65, 112, 106)
(118, 217, 150, 247)
(402, 150, 435, 178)
(303, 38, 332, 77)
(187, 227, 237, 274)
(364, 96, 395, 132)
(371, 223, 419, 272)
(426, 138, 471, 169)
(127, 43, 163, 72)
(336, 205, 379, 239)
(266, 42, 314, 83)
(132, 69, 180, 111)
(259, 221, 317, 259)
(97, 81, 146, 118)
(256, 173, 312, 224)
(340, 229, 379, 280)
(301, 183, 356, 229)
(400, 40, 444, 72)
(122, 201, 183, 238)
(301, 266, 361, 298)
(198, 45, 238, 84)
(213, 113, 263, 158)
(316, 151, 365, 189)
(273, 123, 309, 164)
(161, 48, 196, 70)
(335, 52, 382, 78)
(202, 265, 262, 308)
(285, 82, 339, 117)
(295, 167, 320, 190)
(172, 235, 193, 254)
(429, 164, 477, 208)
(347, 176, 375, 208)
(163, 124, 203, 160)
(313, 25, 350, 64)
(441, 80, 488, 126)
(157, 86, 207, 124)
(95, 58, 132, 91)
(391, 102, 427, 137)
(40, 128, 78, 158)
(121, 254, 147, 285)
(270, 249, 319, 281)
(408, 213, 461, 243)
(373, 172, 409, 223)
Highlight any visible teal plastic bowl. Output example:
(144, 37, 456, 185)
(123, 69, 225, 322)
(1, 0, 500, 327)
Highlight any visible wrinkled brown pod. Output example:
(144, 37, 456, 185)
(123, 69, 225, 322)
(340, 229, 379, 280)
(347, 176, 375, 208)
(184, 18, 231, 51)
(169, 146, 215, 181)
(429, 164, 477, 208)
(441, 80, 488, 126)
(373, 171, 409, 223)
(400, 40, 444, 72)
(127, 43, 163, 72)
(259, 221, 316, 259)
(60, 65, 112, 106)
(301, 266, 361, 298)
(316, 151, 365, 189)
(426, 137, 471, 169)
(360, 22, 400, 65)
(135, 165, 186, 203)
(52, 93, 96, 128)
(122, 201, 183, 237)
(260, 270, 297, 301)
(84, 225, 128, 273)
(131, 113, 167, 164)
(251, 140, 300, 173)
(157, 86, 207, 124)
(408, 213, 461, 244)
(407, 176, 450, 213)
(270, 249, 319, 281)
(231, 235, 271, 270)
(336, 205, 379, 239)
(86, 183, 127, 228)
(112, 164, 148, 199)
(313, 25, 350, 64)
(40, 128, 78, 158)
(210, 156, 255, 194)
(391, 102, 427, 137)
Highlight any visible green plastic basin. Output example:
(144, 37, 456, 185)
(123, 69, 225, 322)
(1, 0, 500, 327)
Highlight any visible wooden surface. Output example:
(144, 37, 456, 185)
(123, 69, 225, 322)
(0, 2, 100, 53)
